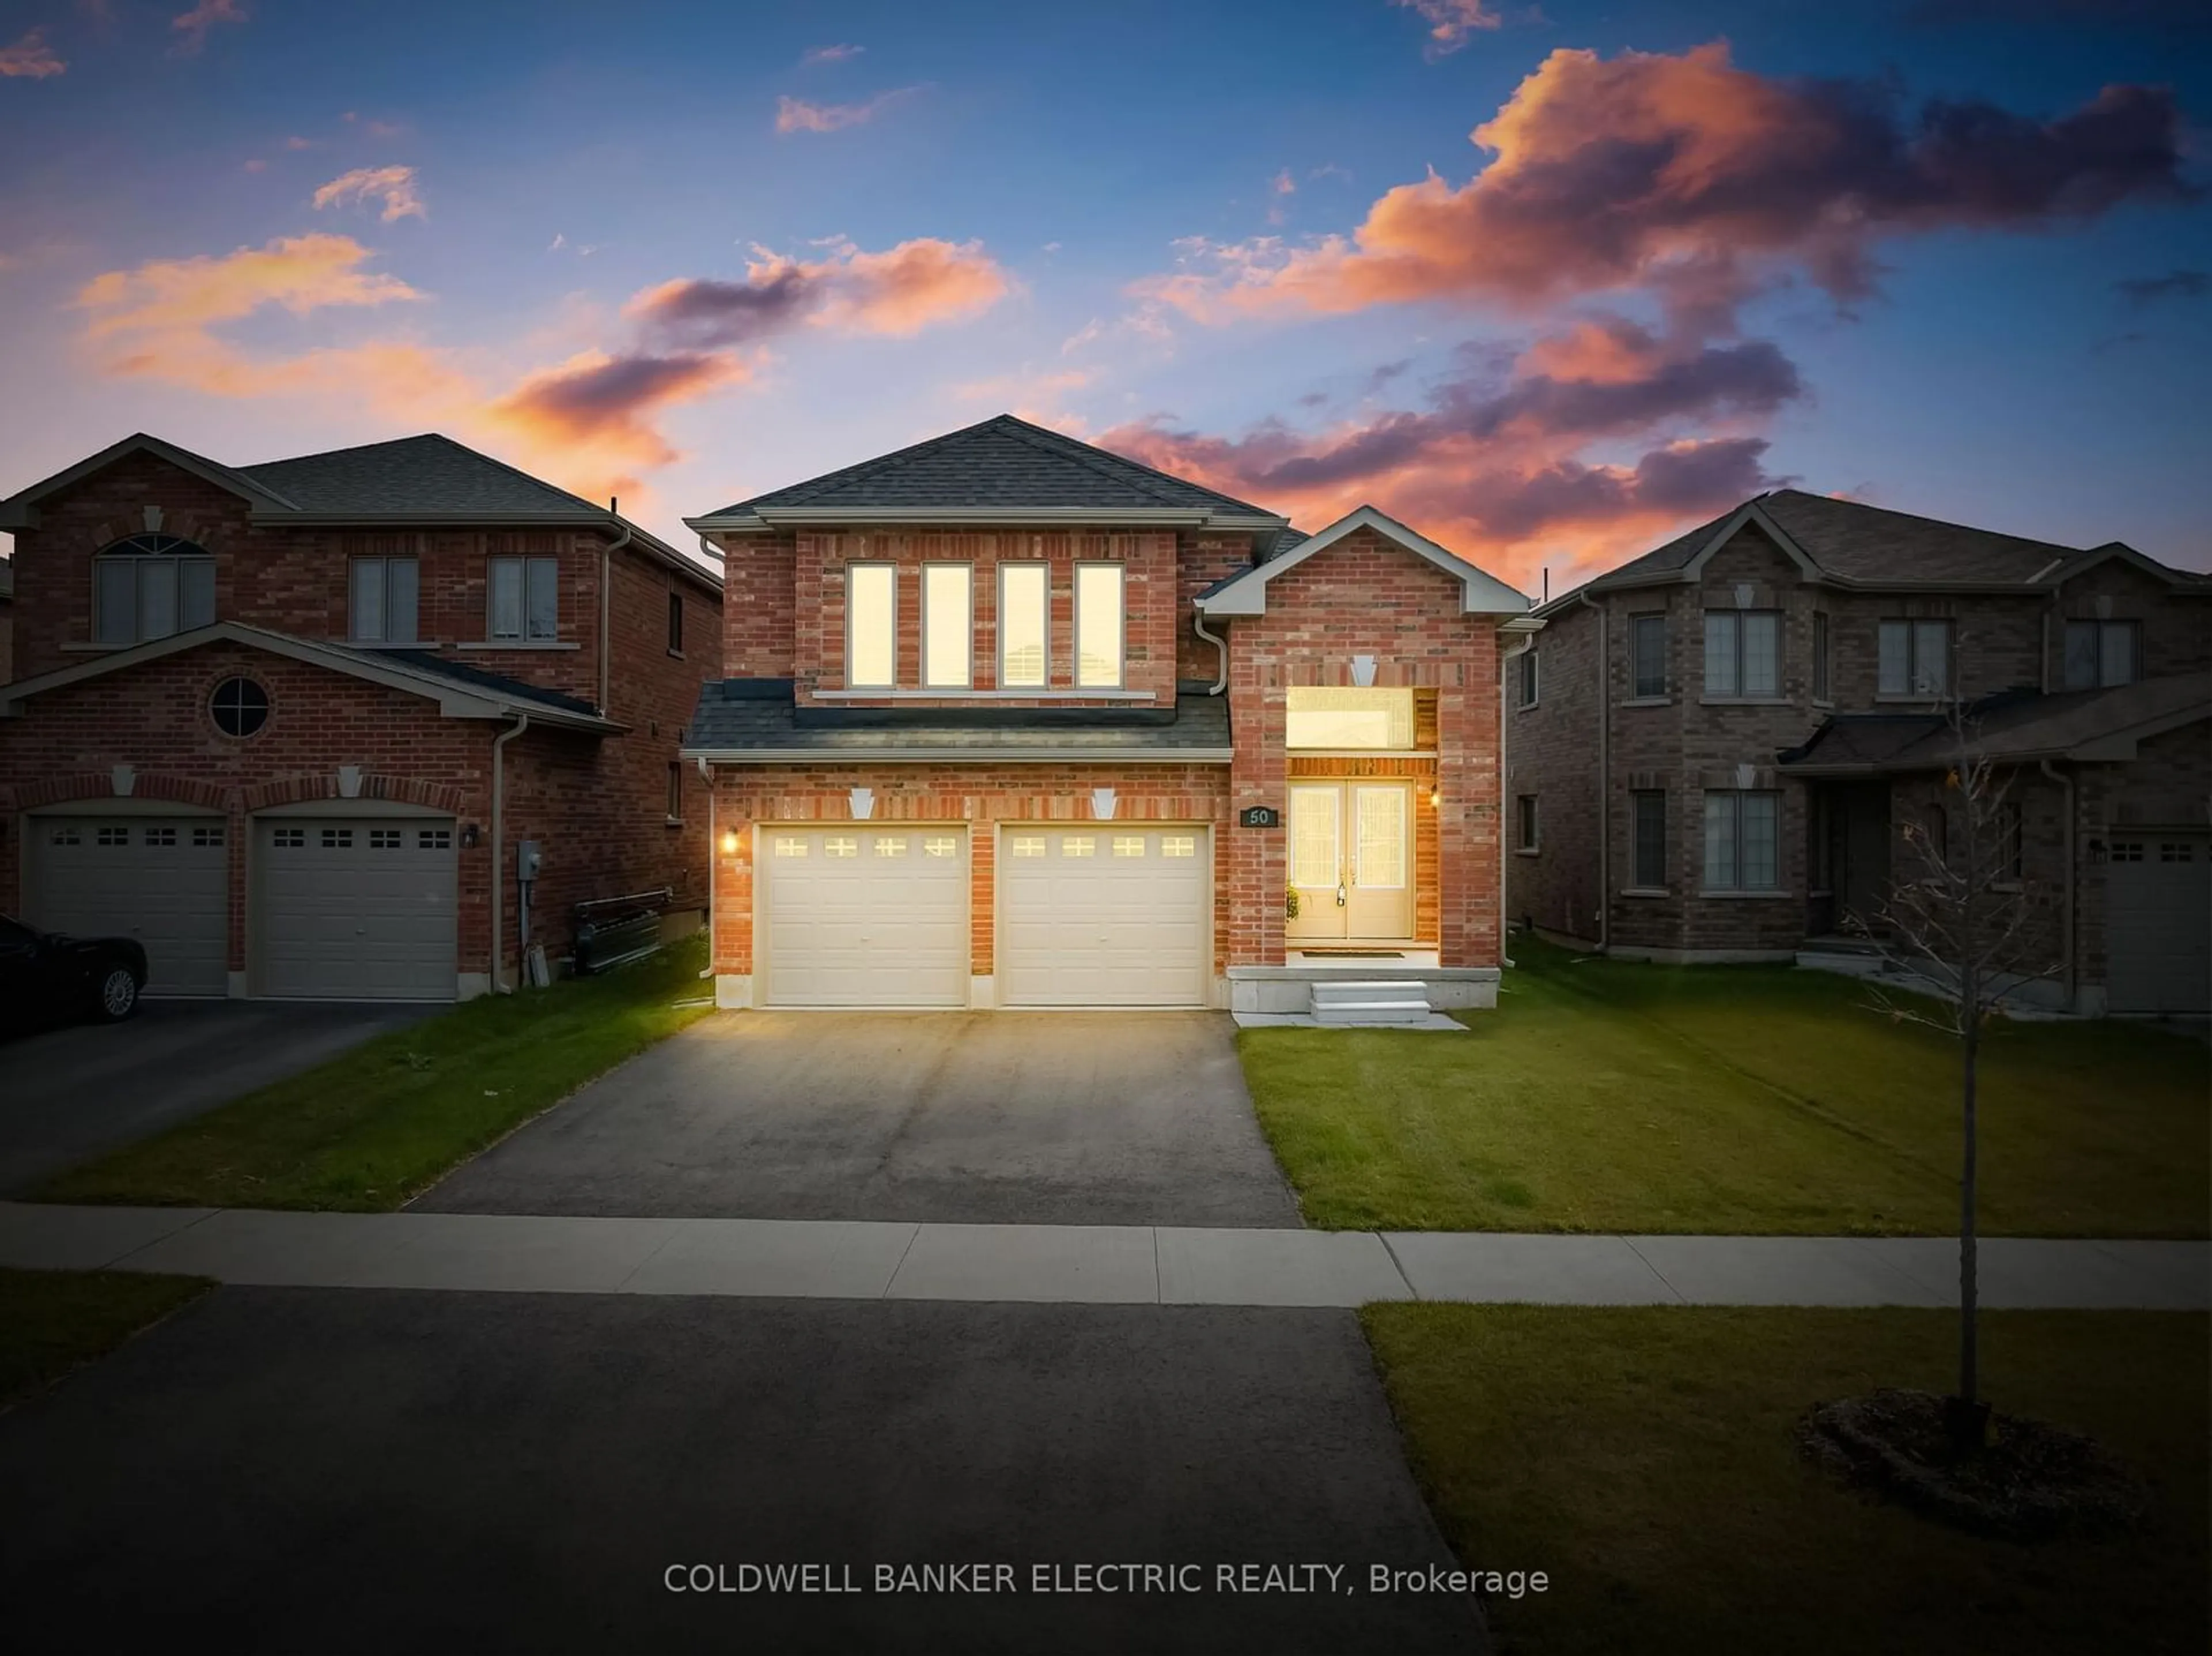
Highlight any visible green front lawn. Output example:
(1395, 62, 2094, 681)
(1241, 940, 2209, 1235)
(36, 937, 715, 1211)
(1, 1268, 214, 1409)
(1362, 1305, 2209, 1656)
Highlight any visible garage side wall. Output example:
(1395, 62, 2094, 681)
(707, 763, 1230, 1005)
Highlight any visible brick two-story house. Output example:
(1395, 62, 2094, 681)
(683, 415, 1533, 1017)
(0, 432, 722, 1000)
(1508, 490, 2210, 1014)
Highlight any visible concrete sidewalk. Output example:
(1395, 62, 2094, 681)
(4, 1202, 2204, 1309)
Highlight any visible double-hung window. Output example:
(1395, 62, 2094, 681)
(667, 589, 684, 655)
(1630, 615, 1666, 698)
(489, 555, 559, 642)
(1074, 563, 1124, 688)
(1703, 611, 1780, 697)
(923, 563, 973, 689)
(1631, 790, 1667, 888)
(350, 556, 420, 644)
(2063, 620, 2138, 689)
(999, 563, 1049, 688)
(94, 534, 215, 646)
(1703, 790, 1780, 890)
(1517, 649, 1540, 708)
(1878, 619, 1950, 697)
(844, 562, 896, 688)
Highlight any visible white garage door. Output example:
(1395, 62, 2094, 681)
(256, 817, 457, 1000)
(999, 826, 1211, 1007)
(762, 825, 968, 1007)
(26, 815, 229, 996)
(2107, 835, 2210, 1014)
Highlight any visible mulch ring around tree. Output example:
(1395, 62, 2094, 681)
(1798, 1388, 2152, 1541)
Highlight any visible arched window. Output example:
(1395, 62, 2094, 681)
(94, 533, 215, 646)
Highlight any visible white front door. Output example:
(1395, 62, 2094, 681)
(27, 815, 229, 996)
(255, 817, 458, 999)
(761, 825, 969, 1006)
(998, 825, 1211, 1006)
(2106, 835, 2210, 1013)
(1285, 782, 1414, 943)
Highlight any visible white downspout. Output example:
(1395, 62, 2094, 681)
(1576, 589, 1609, 950)
(696, 754, 716, 979)
(2039, 758, 2077, 1011)
(489, 712, 531, 994)
(1499, 625, 1539, 969)
(597, 505, 631, 718)
(1192, 609, 1230, 694)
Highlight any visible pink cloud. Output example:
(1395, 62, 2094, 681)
(0, 28, 66, 77)
(1393, 0, 1503, 59)
(485, 351, 748, 501)
(171, 0, 247, 55)
(775, 88, 918, 134)
(629, 237, 1010, 343)
(800, 43, 863, 66)
(312, 165, 426, 223)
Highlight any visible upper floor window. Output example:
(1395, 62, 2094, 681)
(350, 556, 419, 645)
(1516, 648, 1540, 708)
(667, 589, 684, 655)
(1629, 614, 1666, 698)
(1703, 610, 1779, 698)
(1074, 563, 1124, 688)
(94, 533, 214, 646)
(1812, 612, 1831, 701)
(999, 563, 1048, 688)
(846, 562, 896, 688)
(490, 555, 558, 642)
(1878, 619, 1950, 698)
(1286, 687, 1415, 750)
(923, 563, 973, 689)
(2063, 619, 2138, 689)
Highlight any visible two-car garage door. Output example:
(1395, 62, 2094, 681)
(757, 824, 1211, 1008)
(2107, 835, 2210, 1014)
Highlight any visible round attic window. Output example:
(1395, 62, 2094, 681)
(210, 676, 270, 738)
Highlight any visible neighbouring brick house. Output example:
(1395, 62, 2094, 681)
(683, 415, 1533, 1017)
(0, 432, 722, 1000)
(1508, 489, 2211, 1014)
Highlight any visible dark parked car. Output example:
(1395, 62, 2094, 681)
(0, 915, 146, 1028)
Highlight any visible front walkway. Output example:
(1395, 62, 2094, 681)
(6, 1203, 2203, 1309)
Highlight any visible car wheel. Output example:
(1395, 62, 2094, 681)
(95, 964, 141, 1022)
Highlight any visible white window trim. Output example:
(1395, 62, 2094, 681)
(921, 561, 974, 690)
(844, 561, 898, 690)
(997, 562, 1050, 690)
(1073, 561, 1125, 690)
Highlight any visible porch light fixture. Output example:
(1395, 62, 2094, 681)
(461, 823, 482, 849)
(1090, 787, 1118, 821)
(719, 829, 740, 855)
(1350, 654, 1377, 688)
(1429, 787, 1442, 809)
(849, 787, 876, 820)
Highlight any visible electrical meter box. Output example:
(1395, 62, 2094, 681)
(516, 840, 543, 882)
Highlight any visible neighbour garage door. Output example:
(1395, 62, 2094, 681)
(761, 825, 968, 1007)
(26, 815, 229, 996)
(256, 817, 457, 1001)
(999, 826, 1211, 1007)
(2107, 834, 2210, 1014)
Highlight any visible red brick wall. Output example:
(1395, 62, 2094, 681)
(707, 763, 1230, 979)
(1220, 528, 1503, 970)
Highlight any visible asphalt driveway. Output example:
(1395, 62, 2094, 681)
(416, 1011, 1301, 1227)
(0, 1287, 1481, 1655)
(0, 999, 435, 1193)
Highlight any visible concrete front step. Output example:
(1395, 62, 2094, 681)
(1310, 977, 1434, 1026)
(1309, 979, 1432, 1003)
(1313, 1004, 1433, 1026)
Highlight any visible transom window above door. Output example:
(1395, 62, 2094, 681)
(94, 534, 215, 646)
(1285, 687, 1415, 749)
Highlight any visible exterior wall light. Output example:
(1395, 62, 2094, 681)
(460, 823, 482, 849)
(719, 829, 740, 855)
(1429, 788, 1442, 809)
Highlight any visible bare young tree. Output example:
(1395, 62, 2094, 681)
(1865, 696, 2065, 1447)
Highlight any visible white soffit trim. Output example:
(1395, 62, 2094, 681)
(1197, 503, 1531, 616)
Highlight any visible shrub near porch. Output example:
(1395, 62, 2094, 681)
(1238, 939, 2209, 1236)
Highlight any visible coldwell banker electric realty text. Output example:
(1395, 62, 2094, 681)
(664, 1564, 1550, 1598)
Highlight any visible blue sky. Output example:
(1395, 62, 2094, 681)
(2, 0, 2206, 586)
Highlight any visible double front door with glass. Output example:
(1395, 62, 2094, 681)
(1287, 781, 1413, 942)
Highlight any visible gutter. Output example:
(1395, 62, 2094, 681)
(687, 507, 1289, 533)
(2039, 758, 2077, 1012)
(1192, 611, 1230, 695)
(1498, 624, 1539, 969)
(488, 713, 531, 994)
(1577, 589, 1609, 950)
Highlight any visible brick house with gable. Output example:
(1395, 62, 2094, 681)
(1507, 489, 2211, 1014)
(683, 415, 1534, 1018)
(0, 431, 722, 1000)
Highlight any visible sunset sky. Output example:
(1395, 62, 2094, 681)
(2, 0, 2207, 590)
